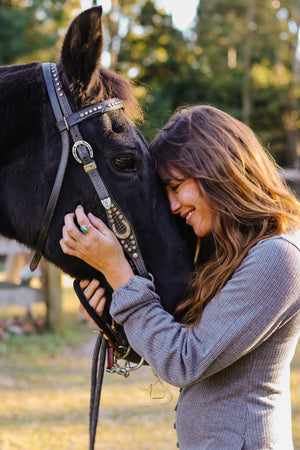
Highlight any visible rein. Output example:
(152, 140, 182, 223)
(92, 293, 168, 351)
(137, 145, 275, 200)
(31, 62, 150, 449)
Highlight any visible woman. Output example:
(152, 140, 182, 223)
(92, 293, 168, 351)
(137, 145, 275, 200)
(60, 105, 300, 449)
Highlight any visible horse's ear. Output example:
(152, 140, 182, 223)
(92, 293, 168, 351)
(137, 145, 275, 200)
(60, 6, 103, 92)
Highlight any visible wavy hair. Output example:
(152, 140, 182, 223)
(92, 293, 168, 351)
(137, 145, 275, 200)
(150, 105, 300, 326)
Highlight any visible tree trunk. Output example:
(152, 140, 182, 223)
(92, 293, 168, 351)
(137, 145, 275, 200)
(45, 262, 62, 334)
(242, 0, 256, 124)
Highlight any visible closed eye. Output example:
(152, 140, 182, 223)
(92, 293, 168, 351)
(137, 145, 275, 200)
(169, 183, 181, 192)
(167, 180, 185, 193)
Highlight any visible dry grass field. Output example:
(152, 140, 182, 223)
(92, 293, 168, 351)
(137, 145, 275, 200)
(0, 279, 299, 449)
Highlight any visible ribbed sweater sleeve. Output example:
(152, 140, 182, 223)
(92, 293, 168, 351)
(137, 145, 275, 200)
(110, 234, 300, 388)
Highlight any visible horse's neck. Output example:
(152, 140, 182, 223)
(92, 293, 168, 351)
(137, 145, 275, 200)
(0, 62, 44, 160)
(0, 62, 46, 245)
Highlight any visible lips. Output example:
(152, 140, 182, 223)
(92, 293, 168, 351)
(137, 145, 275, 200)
(181, 209, 195, 224)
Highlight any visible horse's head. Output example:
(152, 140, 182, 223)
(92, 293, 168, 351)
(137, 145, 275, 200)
(0, 7, 194, 312)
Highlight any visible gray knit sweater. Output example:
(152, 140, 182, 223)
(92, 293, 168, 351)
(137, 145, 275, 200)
(110, 231, 300, 449)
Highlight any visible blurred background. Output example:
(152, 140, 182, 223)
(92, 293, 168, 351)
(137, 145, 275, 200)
(0, 0, 299, 448)
(0, 0, 299, 165)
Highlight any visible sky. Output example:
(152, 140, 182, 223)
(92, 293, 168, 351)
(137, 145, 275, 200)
(80, 0, 199, 31)
(155, 0, 198, 31)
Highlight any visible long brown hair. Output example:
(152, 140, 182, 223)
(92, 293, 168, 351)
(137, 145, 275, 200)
(150, 105, 300, 326)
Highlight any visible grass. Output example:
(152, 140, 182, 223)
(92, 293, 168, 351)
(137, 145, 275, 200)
(292, 342, 300, 449)
(0, 277, 299, 449)
(0, 279, 179, 450)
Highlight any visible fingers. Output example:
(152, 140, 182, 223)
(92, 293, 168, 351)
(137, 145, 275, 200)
(79, 279, 90, 290)
(59, 212, 82, 255)
(88, 212, 113, 237)
(75, 206, 94, 233)
(60, 207, 94, 256)
(78, 279, 107, 324)
(80, 278, 100, 299)
(60, 206, 123, 278)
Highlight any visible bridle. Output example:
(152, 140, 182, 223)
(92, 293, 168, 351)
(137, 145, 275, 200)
(31, 62, 151, 449)
(31, 62, 149, 280)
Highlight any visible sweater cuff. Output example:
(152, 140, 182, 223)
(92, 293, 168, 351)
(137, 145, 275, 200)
(110, 275, 159, 324)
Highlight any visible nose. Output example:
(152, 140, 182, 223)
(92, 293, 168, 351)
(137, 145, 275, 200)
(167, 191, 181, 215)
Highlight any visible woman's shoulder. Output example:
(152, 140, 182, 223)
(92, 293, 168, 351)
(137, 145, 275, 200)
(247, 229, 300, 273)
(279, 228, 300, 248)
(232, 230, 300, 308)
(257, 229, 300, 253)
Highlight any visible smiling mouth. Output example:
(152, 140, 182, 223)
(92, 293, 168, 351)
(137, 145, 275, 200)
(183, 209, 194, 223)
(187, 211, 193, 219)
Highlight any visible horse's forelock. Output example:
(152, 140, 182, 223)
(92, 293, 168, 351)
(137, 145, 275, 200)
(70, 66, 143, 123)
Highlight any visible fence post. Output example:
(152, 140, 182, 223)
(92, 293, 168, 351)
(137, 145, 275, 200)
(45, 262, 62, 334)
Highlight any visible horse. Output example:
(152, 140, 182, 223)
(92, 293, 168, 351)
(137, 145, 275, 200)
(0, 6, 194, 319)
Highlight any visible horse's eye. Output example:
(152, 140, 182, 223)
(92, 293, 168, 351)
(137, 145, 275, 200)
(113, 156, 137, 172)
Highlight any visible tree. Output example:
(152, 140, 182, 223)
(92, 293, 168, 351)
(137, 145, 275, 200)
(192, 0, 300, 165)
(117, 0, 195, 141)
(0, 0, 80, 65)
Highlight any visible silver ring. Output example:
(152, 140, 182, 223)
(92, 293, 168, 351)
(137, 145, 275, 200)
(80, 224, 91, 234)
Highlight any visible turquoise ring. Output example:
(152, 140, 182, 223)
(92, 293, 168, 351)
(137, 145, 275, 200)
(80, 224, 91, 234)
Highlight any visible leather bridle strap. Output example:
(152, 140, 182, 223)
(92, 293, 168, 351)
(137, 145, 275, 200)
(31, 62, 149, 279)
(30, 63, 70, 271)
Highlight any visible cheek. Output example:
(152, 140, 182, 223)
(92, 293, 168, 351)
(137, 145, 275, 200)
(196, 201, 213, 232)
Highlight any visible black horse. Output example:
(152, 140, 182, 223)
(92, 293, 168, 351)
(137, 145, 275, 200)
(0, 6, 193, 314)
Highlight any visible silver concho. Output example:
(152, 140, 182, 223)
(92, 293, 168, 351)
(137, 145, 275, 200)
(101, 197, 112, 210)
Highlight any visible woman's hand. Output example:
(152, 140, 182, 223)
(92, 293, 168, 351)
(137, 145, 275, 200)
(60, 205, 134, 290)
(79, 279, 106, 325)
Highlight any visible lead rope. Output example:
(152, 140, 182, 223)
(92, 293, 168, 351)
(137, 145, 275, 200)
(89, 333, 107, 450)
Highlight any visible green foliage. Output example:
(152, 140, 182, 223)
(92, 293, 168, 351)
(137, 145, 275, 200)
(191, 0, 300, 164)
(116, 0, 299, 164)
(1, 0, 298, 164)
(117, 0, 195, 141)
(0, 0, 79, 65)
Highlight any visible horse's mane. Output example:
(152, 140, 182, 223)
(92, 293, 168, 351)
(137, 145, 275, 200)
(99, 67, 143, 123)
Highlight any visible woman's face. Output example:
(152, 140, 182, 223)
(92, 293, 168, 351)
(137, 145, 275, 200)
(165, 176, 212, 237)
